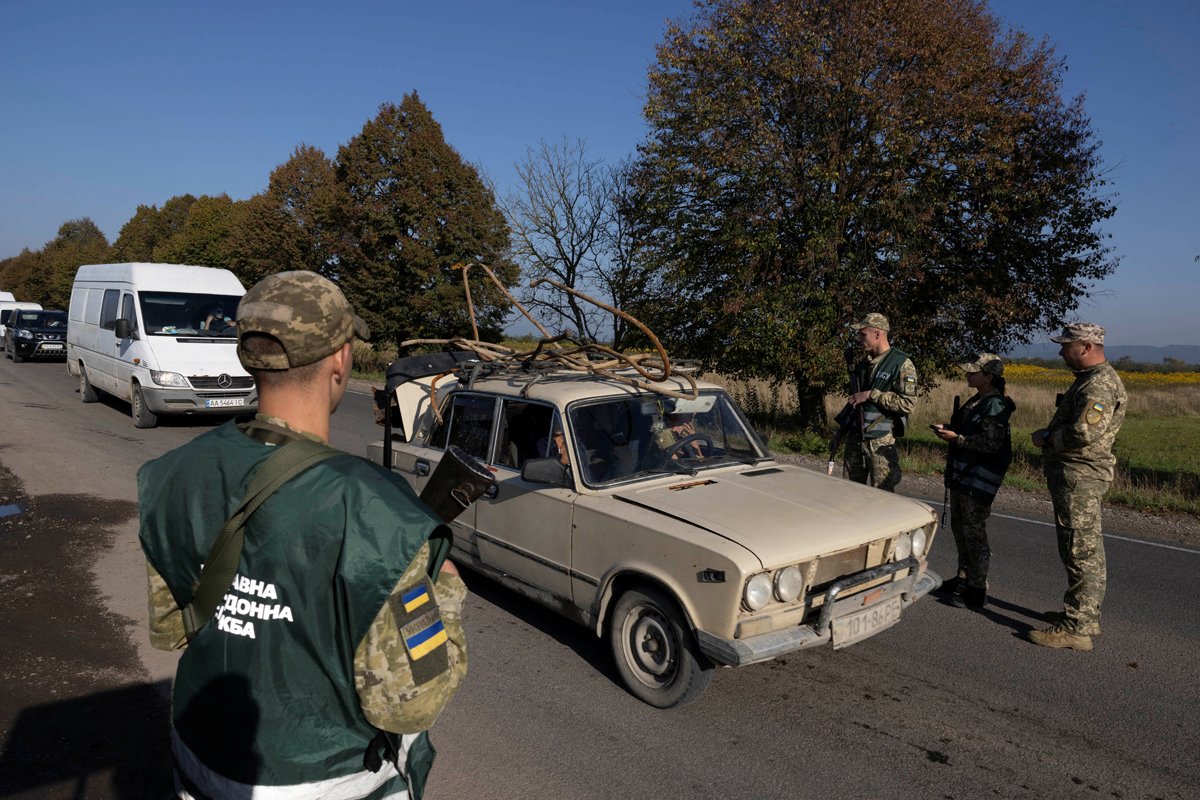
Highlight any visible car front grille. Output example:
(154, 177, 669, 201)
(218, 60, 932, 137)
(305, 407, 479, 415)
(190, 375, 255, 390)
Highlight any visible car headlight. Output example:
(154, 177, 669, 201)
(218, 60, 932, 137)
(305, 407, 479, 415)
(774, 566, 805, 603)
(150, 370, 190, 388)
(894, 532, 913, 561)
(911, 527, 927, 558)
(16, 329, 33, 340)
(743, 573, 773, 611)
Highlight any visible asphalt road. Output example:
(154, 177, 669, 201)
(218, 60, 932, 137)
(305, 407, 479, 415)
(0, 356, 1197, 799)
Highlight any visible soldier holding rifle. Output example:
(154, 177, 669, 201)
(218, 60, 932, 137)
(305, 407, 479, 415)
(829, 313, 918, 492)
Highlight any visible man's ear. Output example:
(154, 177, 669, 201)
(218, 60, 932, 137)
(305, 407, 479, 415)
(331, 341, 353, 384)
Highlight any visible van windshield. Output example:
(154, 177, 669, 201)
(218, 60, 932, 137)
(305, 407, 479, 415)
(139, 292, 243, 337)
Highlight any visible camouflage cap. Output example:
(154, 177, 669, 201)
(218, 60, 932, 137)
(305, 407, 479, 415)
(959, 353, 1004, 376)
(237, 271, 370, 369)
(851, 312, 890, 332)
(1049, 322, 1105, 345)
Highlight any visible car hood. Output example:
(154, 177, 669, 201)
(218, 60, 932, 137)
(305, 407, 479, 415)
(19, 326, 66, 336)
(612, 463, 935, 567)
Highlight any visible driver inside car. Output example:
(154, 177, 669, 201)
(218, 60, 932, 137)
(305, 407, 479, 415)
(654, 412, 706, 460)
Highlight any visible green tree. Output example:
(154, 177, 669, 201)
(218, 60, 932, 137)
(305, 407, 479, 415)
(39, 218, 111, 307)
(154, 194, 237, 267)
(333, 95, 516, 347)
(630, 0, 1118, 428)
(0, 249, 47, 303)
(111, 194, 197, 262)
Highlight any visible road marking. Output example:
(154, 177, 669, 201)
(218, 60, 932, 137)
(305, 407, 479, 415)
(924, 500, 1200, 555)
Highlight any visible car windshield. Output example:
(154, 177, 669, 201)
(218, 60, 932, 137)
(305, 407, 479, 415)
(567, 390, 767, 487)
(139, 292, 243, 337)
(18, 311, 67, 328)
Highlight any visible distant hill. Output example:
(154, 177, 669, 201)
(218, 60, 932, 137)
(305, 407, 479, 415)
(1005, 343, 1200, 367)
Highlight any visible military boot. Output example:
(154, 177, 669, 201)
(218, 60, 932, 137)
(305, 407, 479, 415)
(1028, 626, 1093, 652)
(963, 586, 987, 609)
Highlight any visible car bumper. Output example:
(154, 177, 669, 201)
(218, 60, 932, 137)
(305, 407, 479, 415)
(695, 558, 941, 667)
(140, 385, 259, 415)
(12, 341, 67, 359)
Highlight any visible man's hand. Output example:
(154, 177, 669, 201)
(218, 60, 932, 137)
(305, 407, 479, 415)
(849, 390, 872, 407)
(439, 559, 460, 577)
(931, 424, 958, 443)
(1031, 429, 1049, 448)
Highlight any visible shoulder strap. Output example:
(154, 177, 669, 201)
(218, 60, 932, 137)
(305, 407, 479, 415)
(181, 438, 339, 640)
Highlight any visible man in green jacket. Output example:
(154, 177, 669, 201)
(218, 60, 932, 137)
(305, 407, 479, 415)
(1029, 322, 1126, 652)
(840, 313, 919, 492)
(139, 271, 467, 799)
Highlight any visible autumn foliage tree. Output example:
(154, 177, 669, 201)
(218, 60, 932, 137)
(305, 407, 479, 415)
(629, 0, 1118, 428)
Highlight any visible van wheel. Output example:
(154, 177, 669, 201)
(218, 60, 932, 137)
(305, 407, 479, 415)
(79, 366, 98, 402)
(132, 383, 158, 428)
(609, 586, 714, 708)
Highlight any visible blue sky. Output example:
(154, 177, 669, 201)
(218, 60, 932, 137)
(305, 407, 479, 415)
(2, 0, 1196, 345)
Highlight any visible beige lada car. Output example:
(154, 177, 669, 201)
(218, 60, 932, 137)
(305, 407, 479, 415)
(369, 354, 941, 707)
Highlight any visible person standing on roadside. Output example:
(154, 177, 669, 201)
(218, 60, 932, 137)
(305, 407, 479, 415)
(1028, 322, 1126, 652)
(139, 271, 467, 799)
(838, 313, 919, 491)
(931, 354, 1016, 609)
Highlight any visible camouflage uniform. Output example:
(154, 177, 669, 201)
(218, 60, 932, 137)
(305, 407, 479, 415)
(843, 348, 918, 492)
(1042, 359, 1126, 636)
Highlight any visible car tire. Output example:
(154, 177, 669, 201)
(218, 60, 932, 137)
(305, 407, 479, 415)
(4, 340, 10, 360)
(11, 345, 23, 363)
(609, 586, 714, 708)
(79, 365, 98, 402)
(132, 382, 158, 429)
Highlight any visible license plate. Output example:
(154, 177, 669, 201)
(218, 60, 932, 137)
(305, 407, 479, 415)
(205, 397, 245, 408)
(40, 343, 63, 350)
(831, 596, 902, 649)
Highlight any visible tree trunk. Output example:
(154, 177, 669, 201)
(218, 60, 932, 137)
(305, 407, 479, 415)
(794, 372, 828, 432)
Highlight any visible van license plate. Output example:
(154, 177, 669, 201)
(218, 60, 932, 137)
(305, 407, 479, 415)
(831, 596, 902, 649)
(40, 343, 63, 350)
(205, 398, 245, 408)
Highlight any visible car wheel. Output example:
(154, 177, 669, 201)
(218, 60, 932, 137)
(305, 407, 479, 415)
(11, 345, 23, 363)
(132, 382, 158, 429)
(4, 340, 10, 360)
(79, 365, 98, 403)
(609, 586, 714, 708)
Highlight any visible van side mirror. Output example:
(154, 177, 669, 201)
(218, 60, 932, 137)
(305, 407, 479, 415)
(521, 457, 570, 487)
(115, 319, 136, 340)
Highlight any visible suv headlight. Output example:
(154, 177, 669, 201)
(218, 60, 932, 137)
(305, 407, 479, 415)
(774, 566, 805, 603)
(743, 573, 772, 611)
(16, 329, 33, 340)
(151, 370, 190, 388)
(894, 532, 913, 561)
(911, 527, 927, 558)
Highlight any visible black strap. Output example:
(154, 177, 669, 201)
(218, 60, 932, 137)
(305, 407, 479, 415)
(181, 436, 339, 639)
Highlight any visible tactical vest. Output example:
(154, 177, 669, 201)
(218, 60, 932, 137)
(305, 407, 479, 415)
(945, 392, 1015, 502)
(138, 420, 441, 798)
(853, 347, 911, 439)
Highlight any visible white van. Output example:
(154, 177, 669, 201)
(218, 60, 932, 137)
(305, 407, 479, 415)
(0, 300, 43, 342)
(66, 263, 258, 428)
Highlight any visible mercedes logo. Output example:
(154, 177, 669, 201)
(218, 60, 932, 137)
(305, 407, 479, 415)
(217, 374, 233, 388)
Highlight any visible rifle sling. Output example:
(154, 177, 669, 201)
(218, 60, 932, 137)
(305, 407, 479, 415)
(181, 437, 339, 640)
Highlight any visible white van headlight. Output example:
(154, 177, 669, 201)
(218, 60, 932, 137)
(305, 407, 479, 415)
(151, 370, 189, 388)
(894, 532, 913, 561)
(911, 527, 928, 558)
(743, 573, 772, 611)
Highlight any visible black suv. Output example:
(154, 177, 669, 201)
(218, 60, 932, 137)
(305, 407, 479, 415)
(4, 309, 68, 362)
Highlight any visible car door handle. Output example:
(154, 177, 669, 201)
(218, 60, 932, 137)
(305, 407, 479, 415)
(415, 459, 431, 477)
(483, 484, 498, 499)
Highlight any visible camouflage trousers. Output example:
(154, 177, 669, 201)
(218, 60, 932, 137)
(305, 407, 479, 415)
(949, 491, 992, 589)
(1047, 473, 1109, 636)
(843, 435, 901, 492)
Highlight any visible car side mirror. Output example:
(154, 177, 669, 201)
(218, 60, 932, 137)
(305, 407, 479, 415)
(115, 319, 137, 340)
(522, 457, 569, 486)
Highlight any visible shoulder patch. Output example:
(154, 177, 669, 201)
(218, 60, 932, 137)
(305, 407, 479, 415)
(1085, 402, 1105, 426)
(902, 375, 917, 396)
(389, 577, 450, 685)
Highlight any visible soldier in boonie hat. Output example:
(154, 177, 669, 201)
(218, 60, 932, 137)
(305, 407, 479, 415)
(1049, 322, 1105, 346)
(850, 312, 890, 332)
(958, 353, 1004, 376)
(237, 271, 371, 369)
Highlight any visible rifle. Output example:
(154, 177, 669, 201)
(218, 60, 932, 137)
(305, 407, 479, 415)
(827, 345, 870, 484)
(941, 395, 961, 530)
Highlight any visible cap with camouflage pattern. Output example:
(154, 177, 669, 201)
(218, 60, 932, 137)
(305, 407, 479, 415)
(851, 312, 890, 332)
(1049, 322, 1105, 345)
(237, 271, 370, 369)
(959, 353, 1004, 376)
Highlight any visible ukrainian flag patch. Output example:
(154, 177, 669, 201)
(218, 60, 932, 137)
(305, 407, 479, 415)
(403, 614, 448, 659)
(401, 584, 430, 613)
(1085, 402, 1105, 425)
